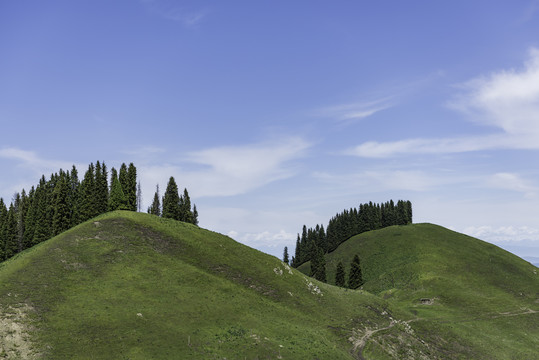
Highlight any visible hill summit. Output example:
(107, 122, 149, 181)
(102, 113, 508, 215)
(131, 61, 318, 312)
(0, 212, 537, 359)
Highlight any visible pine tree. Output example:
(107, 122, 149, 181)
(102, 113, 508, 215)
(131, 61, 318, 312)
(148, 184, 161, 216)
(180, 188, 193, 223)
(335, 261, 346, 287)
(348, 254, 364, 289)
(33, 176, 52, 245)
(162, 177, 181, 220)
(283, 246, 289, 264)
(0, 198, 7, 259)
(109, 168, 128, 211)
(94, 161, 109, 215)
(68, 165, 80, 226)
(310, 248, 326, 282)
(137, 181, 142, 212)
(2, 204, 18, 260)
(79, 164, 96, 222)
(192, 204, 199, 225)
(127, 163, 137, 211)
(52, 173, 70, 236)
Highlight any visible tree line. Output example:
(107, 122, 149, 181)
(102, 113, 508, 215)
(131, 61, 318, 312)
(0, 161, 198, 262)
(288, 200, 412, 269)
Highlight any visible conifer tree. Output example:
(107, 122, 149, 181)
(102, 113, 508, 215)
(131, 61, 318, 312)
(335, 261, 346, 287)
(348, 254, 363, 289)
(23, 187, 37, 245)
(52, 173, 70, 236)
(109, 168, 128, 211)
(137, 181, 142, 212)
(68, 165, 80, 226)
(148, 184, 161, 216)
(192, 204, 199, 225)
(33, 176, 52, 245)
(94, 161, 109, 215)
(2, 204, 18, 260)
(162, 177, 181, 220)
(127, 163, 137, 211)
(0, 198, 7, 259)
(283, 246, 289, 264)
(180, 188, 193, 223)
(79, 164, 96, 222)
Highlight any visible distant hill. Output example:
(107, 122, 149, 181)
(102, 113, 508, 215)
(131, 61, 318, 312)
(0, 214, 537, 359)
(298, 223, 539, 359)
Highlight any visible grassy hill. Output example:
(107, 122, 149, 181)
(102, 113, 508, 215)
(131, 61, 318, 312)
(0, 213, 537, 359)
(298, 223, 539, 359)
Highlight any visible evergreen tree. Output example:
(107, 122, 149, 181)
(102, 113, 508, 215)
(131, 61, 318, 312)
(33, 176, 52, 245)
(109, 168, 128, 211)
(137, 181, 142, 212)
(51, 173, 70, 236)
(68, 165, 80, 226)
(127, 163, 137, 211)
(148, 184, 161, 216)
(23, 187, 37, 245)
(0, 198, 7, 259)
(348, 254, 363, 289)
(162, 177, 181, 220)
(192, 204, 199, 225)
(79, 164, 96, 222)
(94, 161, 109, 215)
(180, 188, 193, 223)
(283, 246, 289, 264)
(335, 261, 346, 287)
(2, 204, 18, 260)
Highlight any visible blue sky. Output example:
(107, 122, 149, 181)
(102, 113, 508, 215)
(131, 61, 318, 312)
(1, 1, 539, 261)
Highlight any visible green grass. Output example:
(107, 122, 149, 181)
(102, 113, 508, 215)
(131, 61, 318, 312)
(299, 223, 539, 359)
(0, 214, 537, 359)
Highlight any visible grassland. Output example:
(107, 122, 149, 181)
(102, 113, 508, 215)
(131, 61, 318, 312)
(0, 213, 537, 359)
(299, 223, 539, 359)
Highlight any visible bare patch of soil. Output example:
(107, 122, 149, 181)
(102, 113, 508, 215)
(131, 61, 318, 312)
(0, 304, 40, 359)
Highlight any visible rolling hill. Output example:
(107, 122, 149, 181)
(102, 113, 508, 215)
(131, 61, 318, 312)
(0, 213, 537, 359)
(298, 223, 539, 359)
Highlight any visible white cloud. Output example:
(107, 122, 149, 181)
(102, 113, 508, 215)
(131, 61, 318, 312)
(313, 169, 454, 193)
(348, 48, 539, 158)
(141, 0, 210, 27)
(487, 173, 537, 197)
(135, 137, 311, 202)
(463, 225, 539, 243)
(316, 97, 394, 123)
(0, 147, 73, 174)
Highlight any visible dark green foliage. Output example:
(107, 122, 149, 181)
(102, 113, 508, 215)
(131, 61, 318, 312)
(108, 168, 128, 211)
(2, 204, 18, 260)
(148, 184, 161, 216)
(180, 188, 193, 223)
(126, 163, 137, 211)
(0, 161, 196, 265)
(348, 254, 363, 289)
(283, 246, 289, 264)
(52, 172, 70, 236)
(94, 161, 109, 215)
(335, 261, 346, 287)
(162, 177, 181, 220)
(192, 204, 199, 225)
(310, 247, 327, 282)
(292, 200, 413, 268)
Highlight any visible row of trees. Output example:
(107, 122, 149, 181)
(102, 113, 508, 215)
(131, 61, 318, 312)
(290, 200, 412, 268)
(0, 161, 199, 262)
(147, 177, 198, 225)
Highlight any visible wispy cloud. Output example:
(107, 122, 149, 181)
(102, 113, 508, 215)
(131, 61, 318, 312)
(135, 137, 311, 199)
(140, 0, 210, 28)
(347, 48, 539, 158)
(0, 147, 73, 173)
(487, 172, 537, 198)
(315, 97, 394, 124)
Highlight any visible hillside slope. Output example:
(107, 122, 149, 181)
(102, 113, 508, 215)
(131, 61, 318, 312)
(0, 211, 422, 360)
(299, 223, 539, 359)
